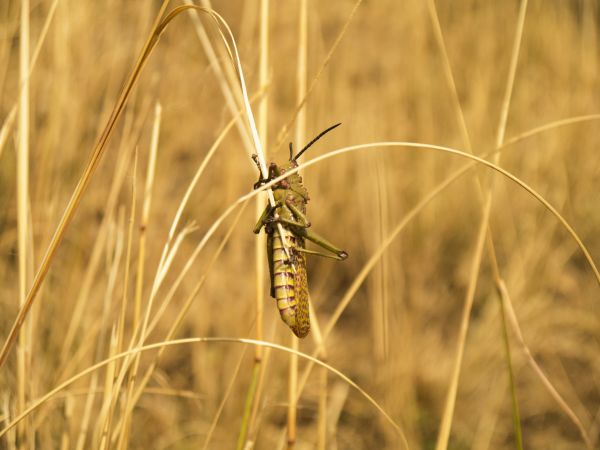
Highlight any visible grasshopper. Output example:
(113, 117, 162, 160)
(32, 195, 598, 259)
(253, 123, 348, 338)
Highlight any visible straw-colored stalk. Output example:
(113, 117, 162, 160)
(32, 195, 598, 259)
(238, 0, 270, 447)
(116, 102, 161, 450)
(430, 1, 528, 448)
(92, 216, 125, 446)
(287, 1, 308, 448)
(369, 153, 390, 361)
(17, 1, 31, 448)
(74, 212, 124, 450)
(99, 148, 138, 448)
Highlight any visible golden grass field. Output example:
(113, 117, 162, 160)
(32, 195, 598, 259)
(1, 0, 599, 448)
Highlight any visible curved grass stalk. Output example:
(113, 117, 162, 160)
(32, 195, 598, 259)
(0, 338, 409, 448)
(261, 143, 600, 287)
(504, 113, 600, 147)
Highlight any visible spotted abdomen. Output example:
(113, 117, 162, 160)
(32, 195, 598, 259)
(270, 227, 310, 338)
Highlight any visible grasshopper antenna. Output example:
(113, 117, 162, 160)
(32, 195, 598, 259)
(292, 122, 341, 162)
(289, 142, 294, 161)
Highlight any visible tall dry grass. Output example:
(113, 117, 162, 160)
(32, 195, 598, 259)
(1, 1, 599, 449)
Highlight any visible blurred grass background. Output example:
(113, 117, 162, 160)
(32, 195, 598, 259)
(1, 0, 599, 449)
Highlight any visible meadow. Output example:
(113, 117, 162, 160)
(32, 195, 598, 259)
(0, 0, 599, 448)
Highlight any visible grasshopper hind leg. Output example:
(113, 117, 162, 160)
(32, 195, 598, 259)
(298, 228, 348, 260)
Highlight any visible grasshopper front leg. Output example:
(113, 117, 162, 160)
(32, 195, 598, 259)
(254, 205, 270, 234)
(254, 201, 295, 234)
(263, 199, 311, 229)
(252, 154, 269, 189)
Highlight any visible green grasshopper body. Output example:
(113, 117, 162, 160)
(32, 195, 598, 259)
(253, 124, 347, 338)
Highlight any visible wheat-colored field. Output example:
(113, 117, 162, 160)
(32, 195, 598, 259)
(1, 1, 599, 449)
